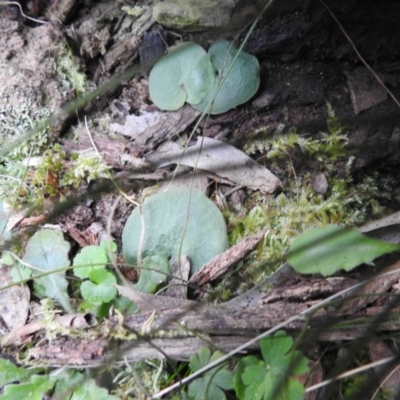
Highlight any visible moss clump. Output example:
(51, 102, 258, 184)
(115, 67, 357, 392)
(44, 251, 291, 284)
(56, 44, 89, 97)
(213, 104, 398, 300)
(0, 90, 52, 161)
(0, 142, 110, 208)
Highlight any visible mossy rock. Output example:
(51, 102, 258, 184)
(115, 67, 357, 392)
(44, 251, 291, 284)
(153, 0, 235, 31)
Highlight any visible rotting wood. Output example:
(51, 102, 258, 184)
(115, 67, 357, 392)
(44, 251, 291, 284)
(189, 230, 267, 286)
(20, 271, 400, 365)
(60, 129, 144, 168)
(334, 259, 400, 315)
(46, 0, 82, 23)
(102, 35, 140, 73)
(133, 105, 201, 148)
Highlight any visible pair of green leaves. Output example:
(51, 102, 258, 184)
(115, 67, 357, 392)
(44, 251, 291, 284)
(187, 330, 308, 400)
(73, 241, 118, 307)
(149, 41, 260, 114)
(0, 359, 118, 400)
(234, 331, 308, 400)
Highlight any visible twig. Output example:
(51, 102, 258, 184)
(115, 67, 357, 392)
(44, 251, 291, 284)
(319, 0, 400, 110)
(151, 265, 400, 398)
(0, 1, 48, 24)
(305, 355, 398, 393)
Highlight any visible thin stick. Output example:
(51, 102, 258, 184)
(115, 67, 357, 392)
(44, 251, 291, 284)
(305, 355, 398, 393)
(151, 266, 400, 399)
(319, 0, 400, 110)
(0, 1, 48, 24)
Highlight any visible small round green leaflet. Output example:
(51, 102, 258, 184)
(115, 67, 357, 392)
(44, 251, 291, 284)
(193, 40, 260, 114)
(287, 224, 400, 276)
(149, 42, 215, 111)
(122, 187, 229, 276)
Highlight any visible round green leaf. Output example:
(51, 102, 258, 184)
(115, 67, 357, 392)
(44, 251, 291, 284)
(193, 40, 260, 114)
(122, 188, 229, 274)
(73, 245, 108, 279)
(81, 271, 117, 305)
(149, 42, 215, 111)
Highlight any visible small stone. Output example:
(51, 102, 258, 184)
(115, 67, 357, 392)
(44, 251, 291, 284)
(252, 91, 276, 109)
(345, 67, 387, 115)
(312, 173, 328, 195)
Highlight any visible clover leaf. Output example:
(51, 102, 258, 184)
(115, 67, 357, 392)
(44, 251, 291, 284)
(287, 224, 400, 276)
(188, 348, 233, 400)
(149, 42, 215, 111)
(193, 40, 260, 114)
(80, 269, 117, 305)
(73, 245, 108, 279)
(234, 331, 308, 400)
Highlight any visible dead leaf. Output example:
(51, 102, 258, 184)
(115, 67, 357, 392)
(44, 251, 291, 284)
(0, 265, 30, 335)
(146, 137, 281, 193)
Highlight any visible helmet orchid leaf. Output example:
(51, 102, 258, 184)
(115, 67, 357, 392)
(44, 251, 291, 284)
(122, 187, 229, 276)
(193, 40, 260, 114)
(148, 42, 215, 111)
(149, 41, 260, 114)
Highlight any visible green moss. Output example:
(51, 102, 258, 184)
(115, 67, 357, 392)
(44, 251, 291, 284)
(214, 104, 398, 299)
(0, 142, 110, 208)
(56, 44, 88, 96)
(60, 153, 110, 188)
(0, 91, 52, 161)
(245, 104, 348, 162)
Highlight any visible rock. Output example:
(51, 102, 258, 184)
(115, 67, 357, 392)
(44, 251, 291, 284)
(153, 0, 236, 31)
(252, 90, 276, 109)
(345, 67, 387, 115)
(312, 173, 329, 195)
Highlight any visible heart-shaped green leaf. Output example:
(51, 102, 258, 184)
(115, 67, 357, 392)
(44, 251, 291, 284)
(80, 269, 117, 305)
(122, 187, 229, 275)
(193, 40, 260, 114)
(149, 42, 215, 111)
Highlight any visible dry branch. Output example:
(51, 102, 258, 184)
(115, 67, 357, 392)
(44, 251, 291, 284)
(22, 266, 400, 366)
